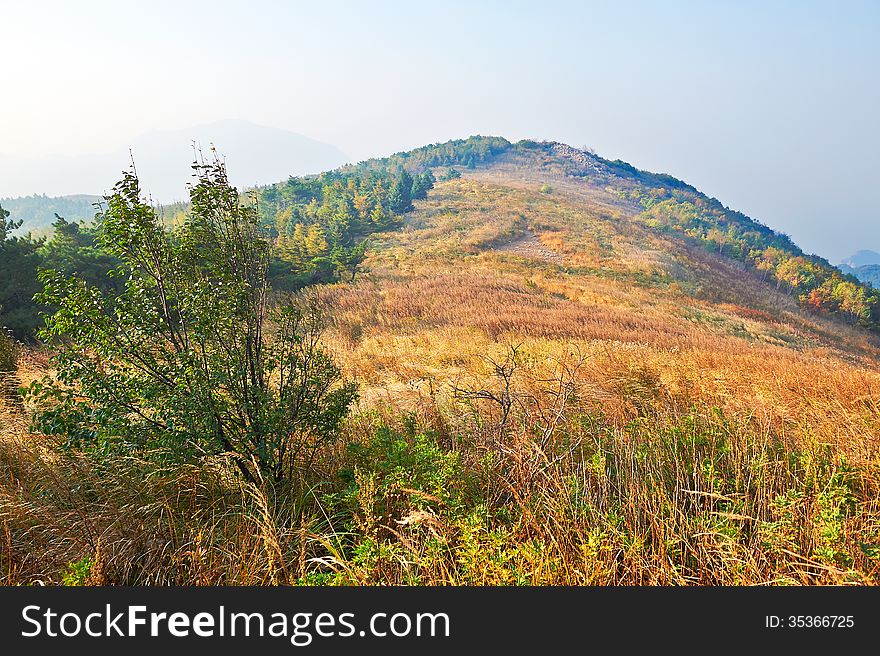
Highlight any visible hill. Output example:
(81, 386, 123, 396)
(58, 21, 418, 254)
(0, 120, 350, 209)
(842, 250, 880, 267)
(840, 251, 880, 289)
(3, 136, 880, 586)
(0, 194, 103, 236)
(840, 263, 880, 289)
(315, 137, 880, 446)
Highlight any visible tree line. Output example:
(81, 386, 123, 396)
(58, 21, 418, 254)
(0, 149, 472, 341)
(631, 189, 880, 327)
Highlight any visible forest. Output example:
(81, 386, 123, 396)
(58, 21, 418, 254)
(0, 194, 102, 234)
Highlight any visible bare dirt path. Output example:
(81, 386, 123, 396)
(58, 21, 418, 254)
(492, 230, 563, 263)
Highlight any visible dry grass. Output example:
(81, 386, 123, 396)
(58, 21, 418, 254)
(3, 160, 880, 585)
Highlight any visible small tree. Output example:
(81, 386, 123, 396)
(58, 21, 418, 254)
(0, 328, 18, 400)
(410, 170, 435, 200)
(387, 170, 413, 214)
(29, 159, 357, 486)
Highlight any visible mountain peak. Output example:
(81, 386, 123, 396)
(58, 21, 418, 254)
(841, 250, 880, 267)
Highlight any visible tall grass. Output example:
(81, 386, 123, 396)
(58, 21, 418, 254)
(3, 164, 880, 586)
(3, 388, 878, 585)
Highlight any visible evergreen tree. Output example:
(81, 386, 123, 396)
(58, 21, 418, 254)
(39, 215, 121, 294)
(388, 170, 413, 213)
(305, 224, 329, 257)
(0, 204, 44, 339)
(411, 171, 435, 200)
(369, 204, 390, 229)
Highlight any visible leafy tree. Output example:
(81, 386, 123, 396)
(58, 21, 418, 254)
(442, 167, 461, 181)
(330, 241, 368, 283)
(29, 161, 357, 486)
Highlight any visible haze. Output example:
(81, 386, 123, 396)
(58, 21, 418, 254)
(2, 0, 878, 261)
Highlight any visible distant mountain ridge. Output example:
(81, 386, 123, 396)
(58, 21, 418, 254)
(837, 250, 880, 289)
(0, 194, 103, 235)
(840, 264, 880, 289)
(841, 250, 880, 268)
(0, 120, 349, 206)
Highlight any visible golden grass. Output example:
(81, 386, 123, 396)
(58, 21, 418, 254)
(3, 161, 880, 585)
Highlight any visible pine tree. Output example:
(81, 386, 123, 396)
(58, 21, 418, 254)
(0, 203, 44, 338)
(388, 170, 413, 214)
(411, 171, 436, 200)
(370, 204, 388, 228)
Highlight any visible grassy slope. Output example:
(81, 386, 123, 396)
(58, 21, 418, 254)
(3, 144, 880, 585)
(323, 149, 880, 457)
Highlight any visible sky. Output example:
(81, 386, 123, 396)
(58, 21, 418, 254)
(2, 0, 878, 262)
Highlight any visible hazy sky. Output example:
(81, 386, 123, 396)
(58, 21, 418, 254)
(2, 0, 878, 261)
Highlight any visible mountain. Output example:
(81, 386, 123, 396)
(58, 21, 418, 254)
(840, 263, 880, 289)
(290, 137, 878, 338)
(287, 137, 880, 582)
(841, 250, 880, 267)
(0, 120, 349, 209)
(838, 250, 880, 289)
(6, 136, 880, 586)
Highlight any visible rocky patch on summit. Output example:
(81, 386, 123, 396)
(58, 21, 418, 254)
(549, 143, 608, 176)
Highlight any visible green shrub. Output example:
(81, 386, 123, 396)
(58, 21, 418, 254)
(61, 557, 92, 586)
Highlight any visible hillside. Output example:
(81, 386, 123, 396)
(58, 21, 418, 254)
(3, 137, 880, 586)
(0, 194, 103, 236)
(319, 138, 880, 456)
